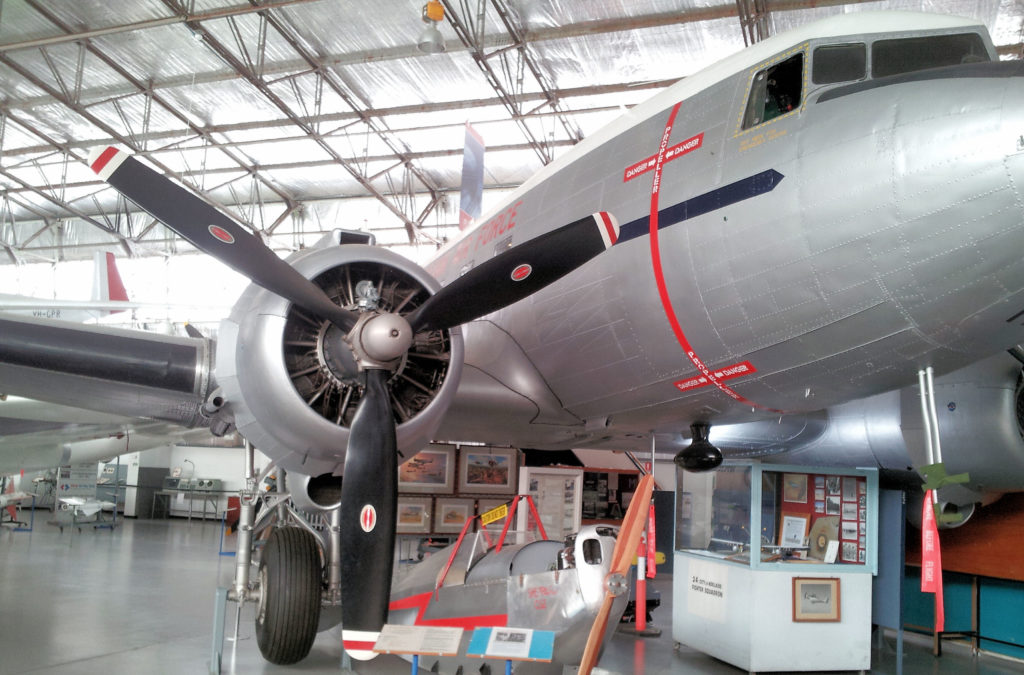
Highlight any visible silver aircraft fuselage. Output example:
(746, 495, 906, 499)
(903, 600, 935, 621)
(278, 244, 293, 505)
(432, 12, 1024, 449)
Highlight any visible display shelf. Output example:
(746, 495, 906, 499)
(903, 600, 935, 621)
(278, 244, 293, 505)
(673, 461, 878, 672)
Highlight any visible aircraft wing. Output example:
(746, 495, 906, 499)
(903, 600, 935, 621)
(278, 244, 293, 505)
(0, 312, 223, 473)
(0, 312, 215, 427)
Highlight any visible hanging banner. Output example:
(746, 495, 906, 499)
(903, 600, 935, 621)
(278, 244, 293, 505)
(459, 122, 485, 230)
(920, 489, 945, 632)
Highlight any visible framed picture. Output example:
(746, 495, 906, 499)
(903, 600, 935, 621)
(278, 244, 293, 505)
(783, 473, 808, 503)
(399, 445, 455, 494)
(841, 520, 859, 541)
(434, 498, 474, 533)
(841, 502, 857, 520)
(825, 476, 840, 495)
(842, 476, 857, 502)
(792, 577, 841, 622)
(458, 447, 517, 494)
(825, 495, 840, 515)
(779, 513, 810, 548)
(396, 497, 432, 534)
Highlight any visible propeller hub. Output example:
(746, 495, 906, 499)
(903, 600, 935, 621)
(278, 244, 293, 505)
(348, 312, 414, 369)
(605, 572, 629, 597)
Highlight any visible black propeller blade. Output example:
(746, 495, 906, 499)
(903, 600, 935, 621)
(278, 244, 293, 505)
(406, 211, 619, 333)
(339, 368, 398, 660)
(88, 146, 357, 332)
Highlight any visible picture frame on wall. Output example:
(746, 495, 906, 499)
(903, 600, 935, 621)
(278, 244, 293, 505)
(792, 577, 841, 622)
(783, 473, 808, 503)
(779, 513, 810, 548)
(396, 497, 432, 534)
(398, 445, 455, 494)
(458, 447, 517, 494)
(434, 498, 474, 533)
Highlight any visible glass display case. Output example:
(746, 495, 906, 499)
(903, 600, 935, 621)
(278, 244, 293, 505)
(675, 461, 877, 572)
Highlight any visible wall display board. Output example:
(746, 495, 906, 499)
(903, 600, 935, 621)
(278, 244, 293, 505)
(516, 466, 583, 540)
(673, 462, 877, 672)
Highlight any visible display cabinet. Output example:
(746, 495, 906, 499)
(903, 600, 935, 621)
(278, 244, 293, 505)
(673, 462, 878, 672)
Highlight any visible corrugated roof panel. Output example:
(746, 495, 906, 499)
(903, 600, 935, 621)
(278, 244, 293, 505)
(90, 23, 232, 82)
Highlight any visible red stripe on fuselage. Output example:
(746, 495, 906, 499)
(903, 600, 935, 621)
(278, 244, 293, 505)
(648, 104, 782, 414)
(390, 591, 508, 629)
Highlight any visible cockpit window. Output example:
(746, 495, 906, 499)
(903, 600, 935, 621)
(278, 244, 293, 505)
(581, 538, 603, 565)
(812, 43, 866, 84)
(872, 33, 989, 79)
(743, 53, 804, 129)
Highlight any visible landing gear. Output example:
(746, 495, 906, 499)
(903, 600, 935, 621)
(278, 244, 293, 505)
(255, 526, 323, 665)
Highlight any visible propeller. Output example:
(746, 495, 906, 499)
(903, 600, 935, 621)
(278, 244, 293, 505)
(88, 145, 621, 660)
(87, 147, 358, 332)
(338, 368, 397, 659)
(406, 211, 620, 332)
(577, 473, 654, 675)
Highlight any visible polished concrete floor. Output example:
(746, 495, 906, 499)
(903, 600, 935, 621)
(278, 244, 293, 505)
(1, 516, 1022, 674)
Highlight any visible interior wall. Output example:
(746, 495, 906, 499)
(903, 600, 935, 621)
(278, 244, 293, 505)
(906, 492, 1024, 581)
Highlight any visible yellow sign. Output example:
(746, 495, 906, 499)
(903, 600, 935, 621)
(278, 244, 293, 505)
(480, 503, 508, 526)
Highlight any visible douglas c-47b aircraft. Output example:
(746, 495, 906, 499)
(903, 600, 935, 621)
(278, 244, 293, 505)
(2, 9, 1024, 668)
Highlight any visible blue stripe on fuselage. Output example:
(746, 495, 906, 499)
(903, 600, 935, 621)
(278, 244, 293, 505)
(617, 169, 785, 244)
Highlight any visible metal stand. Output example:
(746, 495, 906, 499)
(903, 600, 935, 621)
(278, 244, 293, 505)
(210, 441, 261, 674)
(218, 510, 237, 557)
(13, 496, 36, 532)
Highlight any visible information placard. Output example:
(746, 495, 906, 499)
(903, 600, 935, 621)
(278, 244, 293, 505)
(466, 627, 555, 662)
(373, 624, 463, 656)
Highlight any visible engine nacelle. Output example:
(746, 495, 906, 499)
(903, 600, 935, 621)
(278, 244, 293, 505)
(217, 244, 464, 476)
(287, 472, 343, 513)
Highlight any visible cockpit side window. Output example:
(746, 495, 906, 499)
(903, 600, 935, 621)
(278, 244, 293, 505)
(742, 52, 804, 130)
(581, 538, 603, 565)
(872, 33, 989, 79)
(812, 43, 866, 84)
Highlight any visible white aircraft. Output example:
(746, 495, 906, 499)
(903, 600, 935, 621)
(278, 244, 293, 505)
(0, 10, 1022, 669)
(0, 251, 130, 322)
(58, 496, 116, 518)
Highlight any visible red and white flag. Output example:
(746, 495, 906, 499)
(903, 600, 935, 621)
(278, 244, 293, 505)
(920, 490, 945, 632)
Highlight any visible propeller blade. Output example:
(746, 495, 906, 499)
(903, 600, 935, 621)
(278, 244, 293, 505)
(406, 211, 619, 333)
(88, 146, 357, 331)
(578, 473, 654, 674)
(339, 368, 398, 661)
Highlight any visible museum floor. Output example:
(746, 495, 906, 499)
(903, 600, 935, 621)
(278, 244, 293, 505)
(1, 518, 1021, 675)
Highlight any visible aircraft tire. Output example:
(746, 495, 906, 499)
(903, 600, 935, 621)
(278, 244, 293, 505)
(255, 526, 323, 664)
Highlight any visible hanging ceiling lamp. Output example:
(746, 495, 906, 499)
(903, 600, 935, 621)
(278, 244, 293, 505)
(418, 0, 446, 54)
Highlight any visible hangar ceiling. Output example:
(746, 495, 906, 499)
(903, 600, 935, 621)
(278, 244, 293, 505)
(0, 0, 1020, 265)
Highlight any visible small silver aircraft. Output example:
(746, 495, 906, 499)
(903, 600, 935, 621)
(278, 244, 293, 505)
(1, 9, 1023, 667)
(383, 475, 654, 673)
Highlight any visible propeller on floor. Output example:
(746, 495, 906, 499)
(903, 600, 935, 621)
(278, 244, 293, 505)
(88, 146, 620, 659)
(578, 473, 655, 675)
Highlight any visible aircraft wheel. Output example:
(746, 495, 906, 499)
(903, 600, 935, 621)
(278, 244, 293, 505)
(255, 526, 323, 664)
